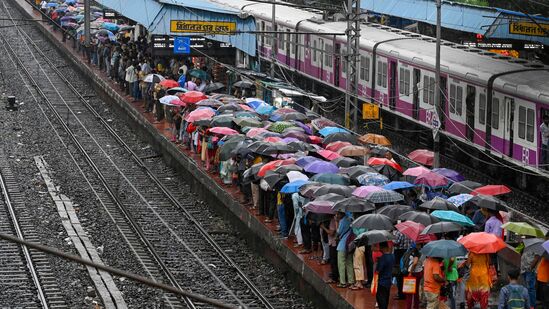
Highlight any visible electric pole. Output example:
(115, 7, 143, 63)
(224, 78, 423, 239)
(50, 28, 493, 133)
(433, 0, 442, 168)
(344, 0, 361, 131)
(271, 0, 277, 77)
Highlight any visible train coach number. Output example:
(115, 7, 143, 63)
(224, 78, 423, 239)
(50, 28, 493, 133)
(522, 148, 529, 164)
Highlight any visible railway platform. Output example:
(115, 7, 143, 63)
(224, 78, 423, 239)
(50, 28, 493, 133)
(12, 0, 406, 308)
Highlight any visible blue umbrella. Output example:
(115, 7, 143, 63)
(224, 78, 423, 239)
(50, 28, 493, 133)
(431, 210, 475, 227)
(65, 0, 76, 4)
(318, 126, 348, 137)
(280, 180, 309, 194)
(255, 103, 275, 115)
(447, 193, 473, 207)
(246, 99, 265, 109)
(47, 2, 59, 7)
(356, 172, 390, 186)
(101, 22, 120, 32)
(421, 240, 467, 258)
(304, 161, 339, 174)
(296, 156, 321, 167)
(383, 181, 415, 191)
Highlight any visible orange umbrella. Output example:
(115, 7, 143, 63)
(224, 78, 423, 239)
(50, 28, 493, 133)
(408, 149, 434, 166)
(338, 145, 370, 157)
(358, 133, 391, 146)
(367, 157, 403, 173)
(159, 79, 179, 88)
(257, 158, 296, 177)
(325, 141, 352, 152)
(458, 232, 507, 254)
(471, 185, 511, 196)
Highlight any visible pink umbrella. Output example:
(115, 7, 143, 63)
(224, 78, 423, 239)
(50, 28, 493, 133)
(318, 149, 342, 161)
(185, 108, 215, 122)
(414, 172, 449, 188)
(303, 200, 336, 214)
(207, 127, 238, 136)
(264, 136, 282, 143)
(403, 166, 431, 177)
(352, 186, 383, 198)
(246, 128, 269, 138)
(239, 104, 254, 111)
(407, 149, 435, 166)
(170, 98, 186, 106)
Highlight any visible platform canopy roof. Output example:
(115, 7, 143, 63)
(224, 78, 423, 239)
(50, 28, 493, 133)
(96, 0, 257, 55)
(362, 0, 549, 46)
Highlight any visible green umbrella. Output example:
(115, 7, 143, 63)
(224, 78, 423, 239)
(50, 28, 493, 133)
(501, 222, 545, 237)
(189, 69, 208, 80)
(267, 121, 297, 133)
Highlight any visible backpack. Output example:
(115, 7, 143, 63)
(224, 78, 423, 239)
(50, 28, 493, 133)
(506, 285, 526, 309)
(345, 231, 356, 254)
(400, 249, 413, 275)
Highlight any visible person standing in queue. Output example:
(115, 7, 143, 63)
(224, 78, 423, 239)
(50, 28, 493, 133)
(423, 256, 446, 309)
(375, 241, 395, 309)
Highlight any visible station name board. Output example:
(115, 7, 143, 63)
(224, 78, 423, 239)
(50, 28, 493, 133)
(170, 20, 236, 34)
(151, 35, 235, 58)
(509, 21, 549, 37)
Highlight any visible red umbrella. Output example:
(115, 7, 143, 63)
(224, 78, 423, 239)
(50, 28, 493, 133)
(181, 91, 207, 104)
(395, 221, 425, 241)
(407, 149, 434, 166)
(246, 128, 269, 138)
(257, 158, 296, 177)
(264, 136, 282, 143)
(367, 157, 403, 173)
(159, 79, 179, 88)
(414, 172, 449, 188)
(325, 141, 352, 152)
(318, 149, 341, 161)
(207, 127, 238, 136)
(184, 108, 215, 122)
(471, 185, 511, 196)
(308, 136, 323, 144)
(458, 232, 507, 254)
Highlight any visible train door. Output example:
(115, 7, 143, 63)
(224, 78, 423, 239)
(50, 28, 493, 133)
(505, 97, 515, 157)
(412, 68, 420, 120)
(439, 76, 447, 130)
(466, 85, 476, 142)
(334, 43, 341, 87)
(318, 38, 324, 80)
(389, 60, 397, 110)
(285, 29, 291, 66)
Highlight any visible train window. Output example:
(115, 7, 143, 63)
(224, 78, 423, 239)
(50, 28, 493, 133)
(261, 22, 265, 45)
(422, 76, 435, 105)
(479, 93, 486, 125)
(313, 40, 317, 62)
(423, 76, 429, 104)
(325, 44, 333, 68)
(492, 98, 500, 130)
(399, 68, 410, 96)
(527, 108, 535, 142)
(519, 106, 526, 139)
(266, 25, 272, 46)
(342, 48, 347, 73)
(450, 85, 463, 116)
(286, 30, 291, 52)
(360, 56, 370, 81)
(377, 62, 387, 88)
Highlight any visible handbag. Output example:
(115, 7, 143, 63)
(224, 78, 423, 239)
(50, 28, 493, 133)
(402, 276, 417, 294)
(370, 272, 378, 295)
(345, 231, 356, 254)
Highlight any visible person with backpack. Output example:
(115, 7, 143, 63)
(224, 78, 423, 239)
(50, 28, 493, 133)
(405, 243, 424, 309)
(394, 230, 413, 300)
(498, 268, 530, 309)
(376, 241, 395, 309)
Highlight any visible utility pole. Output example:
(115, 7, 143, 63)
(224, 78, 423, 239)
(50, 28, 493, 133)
(270, 0, 276, 77)
(344, 0, 361, 131)
(433, 0, 442, 168)
(84, 0, 90, 63)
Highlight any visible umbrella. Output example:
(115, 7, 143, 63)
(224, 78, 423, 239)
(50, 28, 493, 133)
(432, 168, 465, 182)
(246, 99, 265, 109)
(544, 241, 549, 254)
(185, 108, 215, 122)
(316, 193, 346, 203)
(351, 213, 394, 230)
(325, 141, 352, 152)
(358, 134, 391, 146)
(471, 185, 512, 196)
(403, 166, 431, 177)
(292, 121, 313, 135)
(421, 240, 467, 258)
(332, 197, 375, 213)
(242, 162, 264, 182)
(318, 126, 348, 137)
(219, 136, 248, 161)
(523, 238, 546, 255)
(246, 128, 269, 138)
(311, 118, 337, 130)
(288, 141, 315, 152)
(296, 156, 321, 167)
(208, 127, 238, 136)
(340, 166, 377, 179)
(159, 79, 180, 89)
(352, 186, 383, 198)
(414, 172, 449, 188)
(374, 164, 402, 181)
(280, 180, 309, 194)
(159, 95, 182, 106)
(167, 87, 188, 95)
(273, 164, 302, 175)
(286, 171, 308, 182)
(101, 22, 119, 31)
(313, 184, 354, 197)
(257, 159, 295, 177)
(181, 91, 207, 104)
(317, 149, 341, 161)
(283, 132, 309, 142)
(419, 197, 459, 212)
(308, 135, 323, 144)
(304, 161, 339, 174)
(299, 182, 323, 198)
(458, 232, 507, 254)
(337, 145, 370, 157)
(356, 172, 390, 186)
(303, 200, 335, 214)
(234, 117, 262, 128)
(203, 82, 225, 93)
(217, 104, 243, 113)
(366, 189, 404, 204)
(377, 205, 414, 221)
(323, 132, 358, 145)
(383, 181, 415, 191)
(469, 195, 508, 211)
(233, 80, 255, 88)
(501, 222, 545, 237)
(270, 112, 308, 122)
(354, 230, 394, 246)
(408, 149, 434, 166)
(395, 221, 426, 242)
(310, 173, 350, 185)
(448, 180, 483, 195)
(431, 210, 474, 226)
(263, 136, 283, 143)
(331, 157, 358, 168)
(421, 222, 462, 235)
(273, 107, 297, 114)
(447, 194, 473, 207)
(144, 74, 165, 83)
(367, 157, 403, 173)
(234, 111, 257, 119)
(262, 172, 287, 190)
(210, 115, 235, 128)
(399, 211, 440, 226)
(268, 121, 297, 133)
(189, 69, 208, 80)
(255, 104, 276, 115)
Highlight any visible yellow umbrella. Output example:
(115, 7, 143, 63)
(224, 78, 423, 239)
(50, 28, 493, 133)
(358, 133, 391, 146)
(501, 222, 545, 237)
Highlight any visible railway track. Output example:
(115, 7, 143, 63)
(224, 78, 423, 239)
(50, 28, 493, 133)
(0, 149, 68, 308)
(1, 1, 283, 308)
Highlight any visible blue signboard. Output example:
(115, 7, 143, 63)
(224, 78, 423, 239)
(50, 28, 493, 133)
(173, 37, 190, 54)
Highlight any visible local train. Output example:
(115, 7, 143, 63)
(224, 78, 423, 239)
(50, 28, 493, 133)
(214, 0, 549, 172)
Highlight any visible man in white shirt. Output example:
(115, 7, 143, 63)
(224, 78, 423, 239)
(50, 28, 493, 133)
(540, 115, 549, 169)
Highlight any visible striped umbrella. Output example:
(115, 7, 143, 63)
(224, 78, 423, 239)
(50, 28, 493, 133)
(356, 172, 390, 186)
(268, 121, 297, 133)
(365, 189, 404, 204)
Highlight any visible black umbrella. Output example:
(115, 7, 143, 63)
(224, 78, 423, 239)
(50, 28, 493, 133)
(399, 211, 440, 226)
(203, 82, 225, 94)
(217, 104, 243, 113)
(369, 146, 390, 157)
(262, 171, 287, 190)
(218, 135, 247, 161)
(276, 112, 308, 122)
(299, 182, 323, 198)
(374, 164, 401, 181)
(469, 195, 508, 211)
(273, 164, 303, 174)
(376, 204, 413, 221)
(448, 180, 483, 195)
(351, 213, 394, 230)
(196, 98, 224, 108)
(354, 230, 394, 246)
(288, 141, 316, 152)
(332, 196, 375, 213)
(323, 132, 358, 145)
(421, 222, 462, 235)
(313, 184, 354, 198)
(339, 165, 377, 179)
(233, 80, 255, 88)
(248, 141, 269, 153)
(210, 115, 235, 128)
(255, 143, 296, 156)
(331, 157, 359, 168)
(419, 197, 460, 212)
(234, 117, 262, 128)
(243, 163, 264, 182)
(316, 193, 346, 203)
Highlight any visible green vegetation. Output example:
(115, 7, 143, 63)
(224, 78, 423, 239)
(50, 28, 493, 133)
(451, 0, 489, 6)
